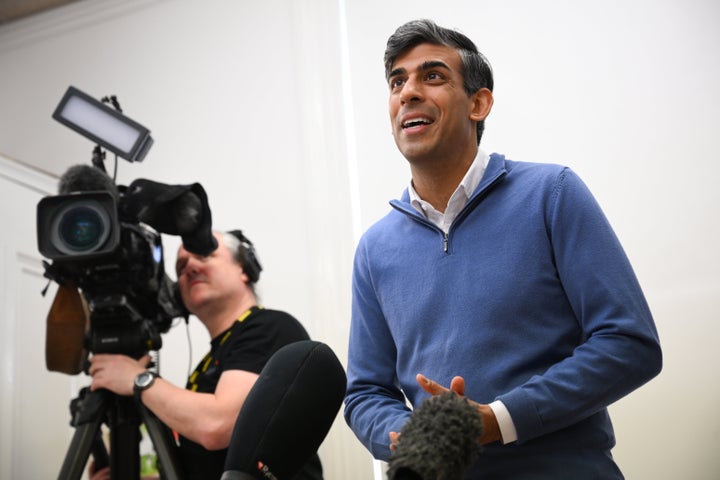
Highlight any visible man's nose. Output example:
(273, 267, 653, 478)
(400, 76, 424, 105)
(184, 255, 203, 275)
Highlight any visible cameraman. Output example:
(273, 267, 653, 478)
(88, 230, 323, 479)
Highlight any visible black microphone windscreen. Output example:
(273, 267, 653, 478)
(222, 340, 346, 480)
(58, 164, 118, 199)
(387, 391, 483, 480)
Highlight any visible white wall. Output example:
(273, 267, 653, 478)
(0, 0, 718, 479)
(0, 156, 78, 480)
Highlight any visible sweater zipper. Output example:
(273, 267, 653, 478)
(389, 203, 451, 253)
(390, 165, 507, 254)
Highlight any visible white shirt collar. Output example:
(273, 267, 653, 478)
(409, 149, 490, 233)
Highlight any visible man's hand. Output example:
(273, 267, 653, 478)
(88, 354, 152, 396)
(88, 460, 110, 480)
(389, 430, 400, 451)
(416, 373, 502, 445)
(389, 374, 467, 451)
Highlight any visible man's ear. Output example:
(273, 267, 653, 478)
(469, 88, 494, 122)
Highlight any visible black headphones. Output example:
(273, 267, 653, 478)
(228, 229, 262, 284)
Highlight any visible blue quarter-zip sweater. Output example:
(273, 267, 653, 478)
(344, 153, 662, 478)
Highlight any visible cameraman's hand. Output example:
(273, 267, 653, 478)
(89, 354, 152, 396)
(88, 460, 110, 480)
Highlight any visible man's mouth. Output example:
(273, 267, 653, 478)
(402, 117, 433, 129)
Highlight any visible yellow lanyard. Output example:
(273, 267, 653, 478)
(187, 306, 262, 391)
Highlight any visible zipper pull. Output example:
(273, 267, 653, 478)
(443, 233, 449, 253)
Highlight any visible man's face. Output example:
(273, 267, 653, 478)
(175, 232, 246, 314)
(388, 43, 479, 166)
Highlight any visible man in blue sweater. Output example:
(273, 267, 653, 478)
(343, 19, 662, 479)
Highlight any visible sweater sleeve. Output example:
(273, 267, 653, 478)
(343, 237, 411, 461)
(497, 167, 662, 443)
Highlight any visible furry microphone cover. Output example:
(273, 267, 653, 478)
(387, 391, 484, 480)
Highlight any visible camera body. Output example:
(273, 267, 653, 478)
(37, 188, 182, 360)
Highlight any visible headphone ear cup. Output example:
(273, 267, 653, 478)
(243, 245, 262, 283)
(228, 230, 263, 283)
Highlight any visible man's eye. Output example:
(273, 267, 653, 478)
(176, 260, 187, 276)
(426, 72, 442, 81)
(390, 78, 404, 89)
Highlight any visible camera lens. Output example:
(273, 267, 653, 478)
(59, 207, 104, 248)
(50, 200, 112, 255)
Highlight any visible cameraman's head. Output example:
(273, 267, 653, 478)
(175, 230, 260, 321)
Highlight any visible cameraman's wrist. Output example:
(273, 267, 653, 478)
(133, 371, 158, 403)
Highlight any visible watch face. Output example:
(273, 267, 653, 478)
(136, 372, 154, 388)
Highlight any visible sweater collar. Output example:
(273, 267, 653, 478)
(399, 152, 507, 204)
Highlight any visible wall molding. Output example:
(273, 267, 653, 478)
(0, 153, 58, 196)
(0, 0, 171, 54)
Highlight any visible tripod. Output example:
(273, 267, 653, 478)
(58, 387, 183, 480)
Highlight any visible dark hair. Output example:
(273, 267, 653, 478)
(384, 19, 494, 144)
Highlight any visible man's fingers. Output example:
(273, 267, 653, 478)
(389, 431, 400, 451)
(140, 354, 153, 368)
(416, 373, 450, 395)
(417, 373, 467, 396)
(449, 375, 466, 396)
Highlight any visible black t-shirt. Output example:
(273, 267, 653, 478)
(176, 307, 323, 480)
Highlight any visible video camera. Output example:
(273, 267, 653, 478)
(38, 184, 179, 359)
(38, 86, 217, 373)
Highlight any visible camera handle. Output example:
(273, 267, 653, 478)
(58, 387, 183, 480)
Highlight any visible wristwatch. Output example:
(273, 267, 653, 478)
(133, 371, 157, 403)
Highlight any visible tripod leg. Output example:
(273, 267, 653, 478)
(57, 389, 109, 480)
(58, 389, 145, 480)
(107, 395, 141, 480)
(138, 404, 184, 480)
